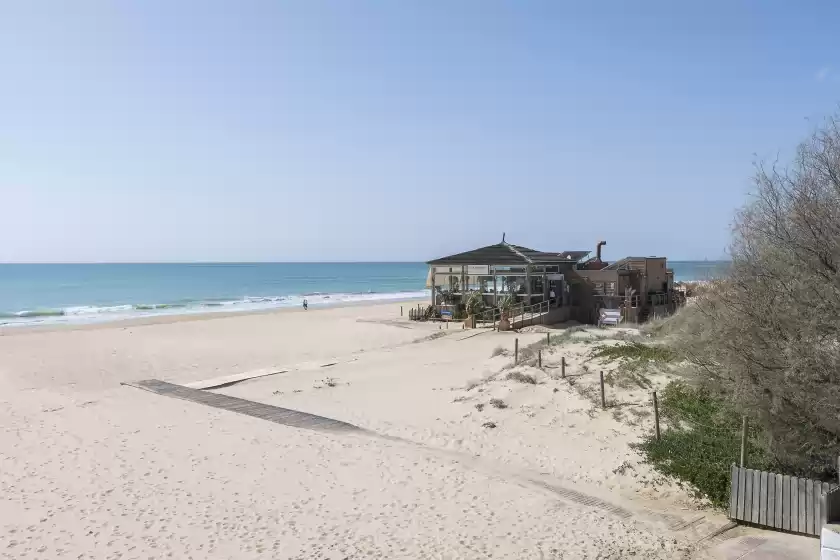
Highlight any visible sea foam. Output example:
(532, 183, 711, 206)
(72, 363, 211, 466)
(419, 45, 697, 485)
(0, 290, 429, 327)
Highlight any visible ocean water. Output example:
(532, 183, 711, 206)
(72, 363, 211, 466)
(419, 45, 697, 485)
(669, 261, 730, 282)
(0, 261, 727, 327)
(0, 263, 429, 327)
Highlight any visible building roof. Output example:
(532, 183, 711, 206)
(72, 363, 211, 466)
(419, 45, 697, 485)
(427, 243, 589, 266)
(603, 256, 666, 270)
(557, 250, 591, 262)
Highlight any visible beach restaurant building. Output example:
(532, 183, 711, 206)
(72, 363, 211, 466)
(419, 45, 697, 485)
(426, 239, 587, 316)
(426, 238, 678, 325)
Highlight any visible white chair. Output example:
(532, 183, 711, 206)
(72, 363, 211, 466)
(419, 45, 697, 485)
(598, 309, 622, 327)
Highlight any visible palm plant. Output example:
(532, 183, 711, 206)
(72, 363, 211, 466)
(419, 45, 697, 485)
(465, 291, 485, 317)
(496, 291, 518, 331)
(497, 293, 517, 314)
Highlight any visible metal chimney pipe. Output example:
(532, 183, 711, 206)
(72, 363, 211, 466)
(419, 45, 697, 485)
(596, 240, 607, 261)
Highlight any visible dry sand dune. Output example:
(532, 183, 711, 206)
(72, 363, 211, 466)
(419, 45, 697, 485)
(0, 302, 741, 559)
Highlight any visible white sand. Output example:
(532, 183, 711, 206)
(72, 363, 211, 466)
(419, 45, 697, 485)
(0, 302, 726, 558)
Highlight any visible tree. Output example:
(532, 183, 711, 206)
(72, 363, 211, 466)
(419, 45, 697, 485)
(678, 114, 840, 473)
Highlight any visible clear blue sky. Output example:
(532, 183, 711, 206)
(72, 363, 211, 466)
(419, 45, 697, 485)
(2, 1, 838, 263)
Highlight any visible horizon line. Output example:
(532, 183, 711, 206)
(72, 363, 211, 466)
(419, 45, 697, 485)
(0, 258, 732, 265)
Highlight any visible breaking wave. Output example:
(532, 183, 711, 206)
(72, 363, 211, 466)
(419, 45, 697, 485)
(0, 290, 429, 327)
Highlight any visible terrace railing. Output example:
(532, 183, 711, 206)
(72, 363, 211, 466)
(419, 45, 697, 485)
(473, 299, 551, 329)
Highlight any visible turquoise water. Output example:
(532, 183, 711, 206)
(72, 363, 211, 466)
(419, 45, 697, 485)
(0, 263, 428, 326)
(0, 261, 726, 326)
(669, 260, 730, 282)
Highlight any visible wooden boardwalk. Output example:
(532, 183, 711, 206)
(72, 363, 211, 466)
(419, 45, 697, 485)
(122, 381, 736, 541)
(122, 379, 363, 434)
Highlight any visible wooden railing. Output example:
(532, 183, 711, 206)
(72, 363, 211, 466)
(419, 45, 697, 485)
(594, 294, 642, 308)
(515, 299, 550, 325)
(648, 292, 669, 306)
(474, 299, 551, 329)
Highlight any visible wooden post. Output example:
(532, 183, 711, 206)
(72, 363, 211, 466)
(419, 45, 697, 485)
(400, 306, 403, 316)
(515, 338, 519, 364)
(538, 350, 542, 369)
(740, 416, 748, 468)
(542, 271, 548, 304)
(546, 332, 550, 345)
(652, 391, 661, 441)
(493, 267, 498, 308)
(561, 357, 566, 379)
(526, 266, 531, 310)
(600, 371, 606, 409)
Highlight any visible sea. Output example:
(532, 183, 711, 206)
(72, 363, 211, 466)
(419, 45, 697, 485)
(0, 261, 728, 327)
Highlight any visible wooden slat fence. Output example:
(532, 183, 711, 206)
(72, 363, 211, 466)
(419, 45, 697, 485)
(729, 464, 840, 536)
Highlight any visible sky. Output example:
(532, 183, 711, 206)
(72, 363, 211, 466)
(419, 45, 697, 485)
(2, 1, 839, 263)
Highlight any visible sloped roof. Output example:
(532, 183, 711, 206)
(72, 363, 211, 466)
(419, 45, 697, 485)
(603, 256, 664, 270)
(557, 250, 591, 262)
(427, 243, 589, 266)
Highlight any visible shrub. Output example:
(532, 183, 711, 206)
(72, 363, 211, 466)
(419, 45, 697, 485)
(635, 382, 772, 508)
(505, 371, 537, 385)
(497, 293, 517, 313)
(491, 346, 510, 358)
(591, 342, 674, 364)
(422, 305, 439, 320)
(489, 398, 508, 409)
(465, 291, 485, 317)
(665, 114, 840, 474)
(547, 325, 588, 345)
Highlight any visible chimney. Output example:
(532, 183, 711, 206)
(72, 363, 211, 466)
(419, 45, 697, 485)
(596, 240, 607, 261)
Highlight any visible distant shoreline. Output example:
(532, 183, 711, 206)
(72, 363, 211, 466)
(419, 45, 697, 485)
(0, 295, 429, 336)
(0, 262, 430, 329)
(0, 260, 728, 331)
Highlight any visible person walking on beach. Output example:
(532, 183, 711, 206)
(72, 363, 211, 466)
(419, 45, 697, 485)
(303, 299, 308, 311)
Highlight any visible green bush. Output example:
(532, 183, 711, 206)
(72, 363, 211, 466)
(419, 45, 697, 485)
(497, 292, 517, 313)
(489, 398, 508, 409)
(506, 371, 537, 384)
(592, 341, 675, 364)
(465, 291, 485, 316)
(635, 382, 772, 508)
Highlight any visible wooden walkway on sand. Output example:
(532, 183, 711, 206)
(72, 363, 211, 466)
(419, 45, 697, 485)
(120, 381, 742, 544)
(122, 379, 363, 434)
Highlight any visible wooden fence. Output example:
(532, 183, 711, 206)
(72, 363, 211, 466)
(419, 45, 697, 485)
(729, 464, 840, 536)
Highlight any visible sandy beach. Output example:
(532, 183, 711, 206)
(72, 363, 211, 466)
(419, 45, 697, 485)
(0, 301, 761, 558)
